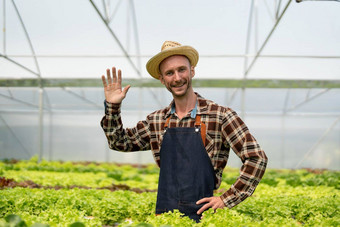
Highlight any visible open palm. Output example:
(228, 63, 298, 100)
(101, 67, 131, 104)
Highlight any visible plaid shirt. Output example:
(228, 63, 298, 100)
(101, 93, 268, 208)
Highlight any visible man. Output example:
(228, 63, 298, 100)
(100, 41, 268, 222)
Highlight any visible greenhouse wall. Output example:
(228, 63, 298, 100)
(1, 87, 339, 170)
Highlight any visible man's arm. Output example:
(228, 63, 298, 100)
(219, 109, 268, 208)
(100, 67, 151, 152)
(197, 109, 267, 215)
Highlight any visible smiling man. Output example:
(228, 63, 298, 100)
(100, 41, 268, 222)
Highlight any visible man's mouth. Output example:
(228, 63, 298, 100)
(171, 82, 186, 88)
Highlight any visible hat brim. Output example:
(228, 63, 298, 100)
(146, 46, 199, 79)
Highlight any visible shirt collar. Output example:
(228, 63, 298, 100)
(164, 93, 208, 119)
(170, 100, 198, 118)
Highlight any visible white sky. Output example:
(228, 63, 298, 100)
(0, 0, 339, 80)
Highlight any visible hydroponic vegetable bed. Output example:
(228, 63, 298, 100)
(0, 157, 339, 227)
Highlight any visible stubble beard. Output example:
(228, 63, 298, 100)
(167, 77, 192, 98)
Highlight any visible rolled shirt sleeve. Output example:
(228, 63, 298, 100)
(100, 100, 151, 152)
(220, 109, 268, 208)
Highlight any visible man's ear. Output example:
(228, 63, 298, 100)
(159, 75, 165, 85)
(191, 66, 195, 78)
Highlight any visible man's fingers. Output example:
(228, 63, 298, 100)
(196, 197, 225, 215)
(122, 85, 131, 96)
(212, 203, 220, 210)
(112, 67, 117, 84)
(101, 75, 107, 87)
(117, 69, 122, 84)
(197, 203, 211, 215)
(196, 197, 209, 205)
(105, 67, 124, 86)
(106, 68, 112, 84)
(196, 197, 211, 214)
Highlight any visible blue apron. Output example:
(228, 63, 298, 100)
(155, 113, 216, 222)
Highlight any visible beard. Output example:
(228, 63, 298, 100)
(166, 77, 192, 98)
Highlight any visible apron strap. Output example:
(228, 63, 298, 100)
(164, 115, 206, 146)
(164, 117, 171, 129)
(195, 115, 206, 146)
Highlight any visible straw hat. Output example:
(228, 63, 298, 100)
(146, 41, 199, 79)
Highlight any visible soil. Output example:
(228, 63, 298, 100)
(0, 177, 156, 193)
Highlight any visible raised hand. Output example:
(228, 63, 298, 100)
(101, 67, 131, 104)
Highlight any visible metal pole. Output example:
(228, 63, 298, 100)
(89, 0, 141, 76)
(0, 54, 40, 77)
(89, 0, 166, 109)
(241, 0, 255, 120)
(243, 0, 254, 81)
(108, 0, 123, 23)
(263, 0, 275, 21)
(62, 87, 102, 109)
(297, 0, 340, 2)
(38, 88, 44, 162)
(0, 114, 31, 158)
(244, 0, 292, 77)
(138, 86, 143, 166)
(281, 89, 291, 168)
(48, 110, 53, 161)
(226, 88, 238, 106)
(276, 0, 283, 20)
(295, 115, 340, 169)
(2, 0, 6, 54)
(11, 0, 44, 161)
(1, 86, 47, 161)
(43, 91, 53, 161)
(254, 0, 258, 52)
(102, 0, 109, 22)
(11, 0, 42, 84)
(130, 0, 142, 72)
(287, 88, 330, 112)
(126, 0, 130, 52)
(3, 53, 340, 59)
(0, 93, 39, 107)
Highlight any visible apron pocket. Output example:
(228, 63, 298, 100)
(178, 201, 204, 215)
(178, 201, 205, 223)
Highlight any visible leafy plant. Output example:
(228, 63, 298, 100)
(0, 159, 339, 226)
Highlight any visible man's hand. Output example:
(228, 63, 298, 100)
(101, 67, 131, 104)
(196, 196, 225, 215)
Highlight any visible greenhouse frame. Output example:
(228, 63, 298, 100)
(0, 0, 339, 170)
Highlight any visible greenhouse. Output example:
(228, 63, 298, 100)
(0, 0, 339, 226)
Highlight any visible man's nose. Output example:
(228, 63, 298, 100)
(174, 71, 181, 81)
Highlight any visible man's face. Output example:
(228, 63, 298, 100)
(159, 55, 195, 98)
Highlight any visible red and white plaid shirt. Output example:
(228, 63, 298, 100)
(101, 93, 268, 208)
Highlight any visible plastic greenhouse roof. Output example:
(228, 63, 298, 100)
(0, 0, 339, 81)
